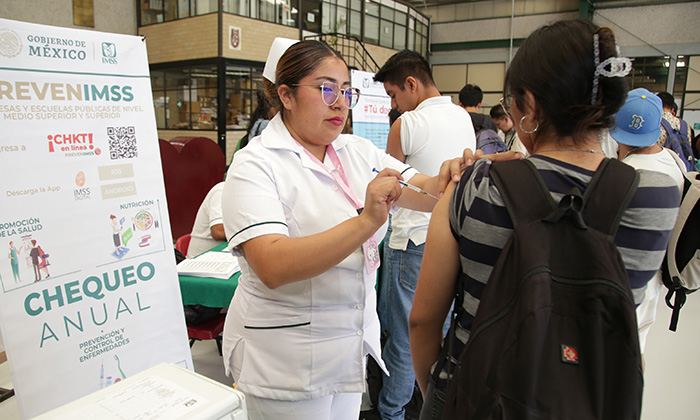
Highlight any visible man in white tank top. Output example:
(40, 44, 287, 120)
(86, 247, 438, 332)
(373, 51, 475, 420)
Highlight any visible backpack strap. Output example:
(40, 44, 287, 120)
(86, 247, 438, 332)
(660, 118, 676, 140)
(432, 159, 555, 388)
(679, 119, 689, 141)
(679, 119, 696, 168)
(668, 147, 689, 174)
(581, 158, 639, 239)
(491, 158, 638, 238)
(490, 159, 556, 227)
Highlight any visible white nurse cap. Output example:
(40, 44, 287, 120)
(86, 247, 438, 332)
(262, 37, 299, 84)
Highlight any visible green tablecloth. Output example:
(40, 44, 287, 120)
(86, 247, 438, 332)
(179, 239, 385, 308)
(178, 243, 239, 308)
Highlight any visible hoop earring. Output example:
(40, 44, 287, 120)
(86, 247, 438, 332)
(520, 114, 539, 134)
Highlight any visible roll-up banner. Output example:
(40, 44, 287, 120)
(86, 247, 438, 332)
(351, 69, 392, 150)
(0, 18, 193, 419)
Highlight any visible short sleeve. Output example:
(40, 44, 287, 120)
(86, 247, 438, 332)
(222, 152, 290, 256)
(449, 158, 492, 239)
(207, 186, 224, 228)
(379, 150, 418, 180)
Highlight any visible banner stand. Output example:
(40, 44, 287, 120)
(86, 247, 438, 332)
(0, 18, 193, 419)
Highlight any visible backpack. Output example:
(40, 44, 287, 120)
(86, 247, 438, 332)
(661, 118, 695, 172)
(661, 167, 700, 331)
(441, 158, 643, 420)
(475, 129, 507, 155)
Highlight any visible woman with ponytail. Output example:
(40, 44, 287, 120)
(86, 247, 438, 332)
(410, 19, 681, 419)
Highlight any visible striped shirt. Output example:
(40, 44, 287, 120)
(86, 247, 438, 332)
(435, 155, 680, 377)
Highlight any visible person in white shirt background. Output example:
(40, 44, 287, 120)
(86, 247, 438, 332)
(608, 87, 684, 362)
(187, 181, 226, 258)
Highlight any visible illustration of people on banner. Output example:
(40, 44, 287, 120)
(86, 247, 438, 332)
(4, 234, 49, 284)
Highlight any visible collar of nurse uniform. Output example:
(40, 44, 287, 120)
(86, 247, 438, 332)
(260, 112, 351, 161)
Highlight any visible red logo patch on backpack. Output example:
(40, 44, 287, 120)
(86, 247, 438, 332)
(561, 344, 579, 364)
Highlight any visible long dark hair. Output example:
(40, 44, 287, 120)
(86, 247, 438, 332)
(505, 19, 628, 145)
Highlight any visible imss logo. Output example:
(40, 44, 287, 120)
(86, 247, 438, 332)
(102, 42, 117, 64)
(74, 170, 91, 201)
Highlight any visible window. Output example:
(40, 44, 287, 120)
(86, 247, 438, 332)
(255, 0, 299, 26)
(225, 66, 264, 129)
(164, 0, 178, 21)
(302, 0, 321, 32)
(416, 20, 428, 56)
(140, 0, 218, 25)
(625, 56, 669, 93)
(682, 56, 700, 119)
(259, 0, 276, 22)
(178, 0, 190, 18)
(322, 0, 349, 34)
(150, 65, 218, 130)
(348, 10, 361, 38)
(139, 0, 430, 60)
(194, 0, 219, 14)
(394, 24, 405, 51)
(365, 0, 378, 16)
(407, 16, 415, 50)
(73, 0, 95, 27)
(364, 15, 379, 44)
(151, 62, 264, 131)
(380, 5, 393, 21)
(224, 0, 248, 15)
(140, 0, 163, 25)
(379, 19, 393, 48)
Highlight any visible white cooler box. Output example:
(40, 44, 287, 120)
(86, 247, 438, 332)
(31, 362, 247, 420)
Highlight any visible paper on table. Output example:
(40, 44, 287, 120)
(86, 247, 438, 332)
(52, 376, 208, 420)
(177, 251, 240, 279)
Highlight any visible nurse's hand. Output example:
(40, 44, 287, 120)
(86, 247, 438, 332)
(436, 149, 524, 195)
(362, 168, 403, 227)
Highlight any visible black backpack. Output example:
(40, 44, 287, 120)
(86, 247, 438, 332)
(441, 158, 643, 420)
(475, 129, 508, 155)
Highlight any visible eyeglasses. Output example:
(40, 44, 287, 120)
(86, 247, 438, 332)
(292, 81, 361, 109)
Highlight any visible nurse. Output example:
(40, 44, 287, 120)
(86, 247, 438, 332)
(221, 39, 471, 420)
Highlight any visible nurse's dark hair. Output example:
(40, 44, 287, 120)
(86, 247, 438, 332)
(504, 19, 628, 146)
(264, 40, 345, 115)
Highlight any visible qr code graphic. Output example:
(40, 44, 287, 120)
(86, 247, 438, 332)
(107, 126, 138, 160)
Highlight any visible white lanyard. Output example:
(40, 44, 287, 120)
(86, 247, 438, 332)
(300, 144, 381, 274)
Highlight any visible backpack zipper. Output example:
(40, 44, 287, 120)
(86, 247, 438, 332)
(551, 275, 634, 306)
(461, 266, 634, 355)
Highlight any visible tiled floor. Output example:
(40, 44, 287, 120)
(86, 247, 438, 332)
(1, 294, 699, 419)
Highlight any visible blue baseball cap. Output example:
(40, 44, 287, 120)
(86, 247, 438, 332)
(610, 88, 663, 147)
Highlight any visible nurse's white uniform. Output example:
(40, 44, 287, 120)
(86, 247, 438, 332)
(221, 113, 417, 401)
